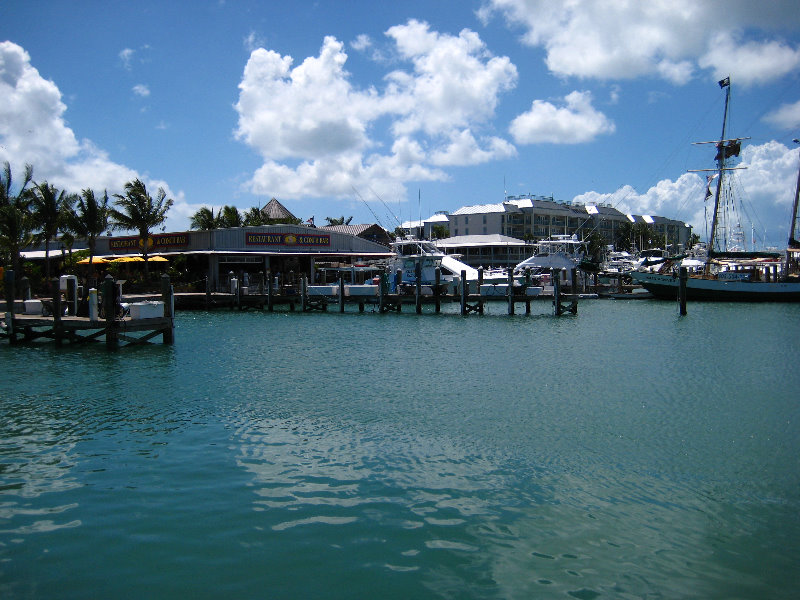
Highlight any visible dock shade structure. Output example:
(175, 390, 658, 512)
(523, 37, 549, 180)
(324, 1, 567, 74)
(91, 224, 394, 291)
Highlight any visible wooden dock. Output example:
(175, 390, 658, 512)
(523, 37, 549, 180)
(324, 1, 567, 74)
(2, 271, 175, 348)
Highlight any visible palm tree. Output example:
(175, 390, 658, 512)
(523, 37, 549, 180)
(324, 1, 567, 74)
(110, 179, 173, 278)
(190, 206, 218, 230)
(325, 215, 353, 226)
(242, 206, 266, 226)
(31, 181, 70, 280)
(68, 189, 109, 272)
(218, 205, 243, 228)
(0, 162, 35, 279)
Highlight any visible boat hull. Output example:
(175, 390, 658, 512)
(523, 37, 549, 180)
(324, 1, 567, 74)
(630, 271, 800, 302)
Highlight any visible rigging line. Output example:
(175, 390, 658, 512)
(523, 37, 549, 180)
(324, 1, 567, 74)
(351, 186, 383, 229)
(367, 186, 401, 228)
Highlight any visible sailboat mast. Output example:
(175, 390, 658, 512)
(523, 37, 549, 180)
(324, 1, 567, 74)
(789, 140, 800, 246)
(708, 78, 730, 254)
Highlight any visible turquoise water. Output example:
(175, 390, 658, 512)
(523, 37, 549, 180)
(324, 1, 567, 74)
(1, 300, 799, 598)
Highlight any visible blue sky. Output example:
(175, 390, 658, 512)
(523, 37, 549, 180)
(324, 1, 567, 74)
(3, 0, 800, 247)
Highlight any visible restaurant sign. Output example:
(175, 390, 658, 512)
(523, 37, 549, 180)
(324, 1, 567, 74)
(245, 232, 330, 247)
(109, 234, 189, 251)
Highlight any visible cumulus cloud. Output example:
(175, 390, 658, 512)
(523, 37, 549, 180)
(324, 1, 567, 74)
(764, 99, 800, 130)
(509, 91, 615, 144)
(234, 21, 518, 201)
(351, 34, 372, 52)
(572, 141, 800, 245)
(0, 41, 188, 232)
(699, 32, 800, 87)
(482, 0, 800, 85)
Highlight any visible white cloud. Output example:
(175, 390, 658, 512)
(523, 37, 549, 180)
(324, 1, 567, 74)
(700, 32, 800, 87)
(132, 84, 150, 97)
(119, 47, 134, 70)
(482, 0, 800, 85)
(384, 19, 517, 137)
(572, 140, 800, 245)
(509, 91, 615, 144)
(0, 41, 188, 232)
(244, 31, 265, 53)
(234, 21, 518, 201)
(351, 34, 372, 52)
(764, 99, 800, 130)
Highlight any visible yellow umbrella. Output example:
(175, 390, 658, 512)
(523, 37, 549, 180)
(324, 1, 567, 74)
(77, 257, 109, 265)
(112, 256, 145, 262)
(148, 256, 169, 262)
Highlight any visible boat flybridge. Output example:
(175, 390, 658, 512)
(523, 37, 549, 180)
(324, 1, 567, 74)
(388, 237, 481, 292)
(514, 234, 589, 273)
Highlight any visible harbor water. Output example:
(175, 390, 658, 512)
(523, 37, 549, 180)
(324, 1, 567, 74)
(1, 300, 799, 598)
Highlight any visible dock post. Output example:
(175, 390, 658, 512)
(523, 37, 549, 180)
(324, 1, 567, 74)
(258, 271, 265, 296)
(52, 278, 63, 346)
(434, 267, 441, 313)
(525, 268, 532, 314)
(103, 275, 118, 348)
(161, 274, 174, 343)
(477, 267, 484, 315)
(89, 288, 99, 320)
(300, 275, 308, 312)
(205, 276, 211, 309)
(571, 268, 577, 295)
(507, 268, 514, 316)
(66, 276, 77, 316)
(553, 268, 562, 316)
(460, 270, 467, 315)
(4, 269, 16, 344)
(266, 271, 273, 311)
(678, 266, 688, 316)
(415, 262, 422, 314)
(378, 272, 385, 312)
(19, 276, 30, 300)
(339, 277, 345, 313)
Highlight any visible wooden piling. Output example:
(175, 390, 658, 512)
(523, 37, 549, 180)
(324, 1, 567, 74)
(103, 275, 117, 348)
(477, 267, 484, 315)
(339, 277, 345, 313)
(66, 276, 77, 316)
(678, 266, 688, 316)
(415, 262, 422, 314)
(524, 268, 532, 314)
(266, 270, 273, 311)
(4, 269, 16, 344)
(52, 278, 63, 345)
(507, 268, 514, 315)
(161, 274, 175, 343)
(434, 267, 441, 313)
(460, 270, 467, 315)
(553, 268, 562, 316)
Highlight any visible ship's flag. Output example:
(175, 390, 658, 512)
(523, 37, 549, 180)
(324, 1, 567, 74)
(718, 77, 730, 88)
(705, 174, 718, 200)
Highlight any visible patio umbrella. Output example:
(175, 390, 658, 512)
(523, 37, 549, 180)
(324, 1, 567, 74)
(112, 256, 145, 262)
(77, 257, 109, 265)
(148, 256, 169, 262)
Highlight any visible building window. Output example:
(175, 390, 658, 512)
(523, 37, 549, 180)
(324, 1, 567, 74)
(465, 216, 469, 224)
(465, 228, 469, 235)
(483, 215, 487, 224)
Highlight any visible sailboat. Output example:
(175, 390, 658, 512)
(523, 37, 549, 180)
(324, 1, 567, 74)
(630, 78, 800, 301)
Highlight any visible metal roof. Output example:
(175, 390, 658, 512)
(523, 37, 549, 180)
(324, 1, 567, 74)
(436, 234, 528, 248)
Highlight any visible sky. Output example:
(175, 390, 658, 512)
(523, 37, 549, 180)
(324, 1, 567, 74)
(2, 0, 800, 247)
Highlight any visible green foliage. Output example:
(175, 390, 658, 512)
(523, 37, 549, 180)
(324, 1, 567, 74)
(431, 224, 450, 239)
(325, 215, 353, 226)
(0, 161, 35, 275)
